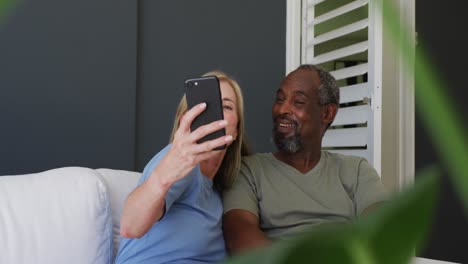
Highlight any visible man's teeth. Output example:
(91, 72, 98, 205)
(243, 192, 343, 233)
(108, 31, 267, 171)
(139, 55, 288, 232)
(279, 123, 294, 127)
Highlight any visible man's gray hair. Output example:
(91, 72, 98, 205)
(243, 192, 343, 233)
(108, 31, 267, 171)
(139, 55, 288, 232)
(296, 64, 340, 106)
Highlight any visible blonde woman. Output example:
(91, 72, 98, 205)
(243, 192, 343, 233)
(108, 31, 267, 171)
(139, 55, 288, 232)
(115, 71, 250, 264)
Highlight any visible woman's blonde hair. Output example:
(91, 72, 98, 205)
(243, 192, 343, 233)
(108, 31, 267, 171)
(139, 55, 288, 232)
(169, 70, 250, 191)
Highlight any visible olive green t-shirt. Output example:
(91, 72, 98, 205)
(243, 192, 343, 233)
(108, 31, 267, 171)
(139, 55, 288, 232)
(223, 151, 387, 240)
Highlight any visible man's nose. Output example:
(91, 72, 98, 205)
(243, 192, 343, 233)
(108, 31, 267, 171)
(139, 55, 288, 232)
(277, 100, 292, 115)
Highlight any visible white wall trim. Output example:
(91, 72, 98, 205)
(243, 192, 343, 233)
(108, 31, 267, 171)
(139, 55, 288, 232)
(286, 0, 302, 75)
(368, 0, 383, 174)
(397, 0, 416, 188)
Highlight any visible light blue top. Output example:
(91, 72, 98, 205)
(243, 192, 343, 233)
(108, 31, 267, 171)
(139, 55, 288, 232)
(115, 145, 226, 264)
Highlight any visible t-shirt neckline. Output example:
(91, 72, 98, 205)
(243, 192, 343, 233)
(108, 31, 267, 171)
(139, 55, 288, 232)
(266, 151, 326, 176)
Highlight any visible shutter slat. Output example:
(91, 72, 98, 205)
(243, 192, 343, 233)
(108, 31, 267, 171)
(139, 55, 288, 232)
(313, 0, 369, 25)
(340, 83, 369, 104)
(323, 127, 367, 147)
(312, 18, 368, 45)
(330, 63, 368, 81)
(325, 149, 370, 161)
(310, 41, 368, 65)
(332, 105, 369, 126)
(305, 0, 325, 10)
(312, 0, 326, 5)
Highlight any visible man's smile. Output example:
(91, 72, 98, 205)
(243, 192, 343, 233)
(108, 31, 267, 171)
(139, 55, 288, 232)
(274, 118, 298, 135)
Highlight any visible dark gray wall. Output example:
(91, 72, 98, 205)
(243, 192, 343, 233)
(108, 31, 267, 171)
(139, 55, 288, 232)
(2, 0, 466, 262)
(0, 0, 286, 173)
(416, 0, 468, 263)
(135, 0, 285, 169)
(0, 0, 137, 174)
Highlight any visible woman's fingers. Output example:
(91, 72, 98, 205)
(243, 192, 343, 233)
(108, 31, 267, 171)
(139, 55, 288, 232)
(178, 103, 207, 133)
(194, 151, 222, 164)
(192, 134, 233, 154)
(168, 134, 232, 177)
(193, 139, 233, 164)
(170, 102, 232, 167)
(188, 119, 228, 144)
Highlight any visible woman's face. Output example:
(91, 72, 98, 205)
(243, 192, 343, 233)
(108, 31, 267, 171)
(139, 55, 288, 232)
(219, 80, 239, 144)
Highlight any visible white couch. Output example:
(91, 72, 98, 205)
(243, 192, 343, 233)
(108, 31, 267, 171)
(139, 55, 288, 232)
(0, 167, 456, 264)
(0, 167, 141, 264)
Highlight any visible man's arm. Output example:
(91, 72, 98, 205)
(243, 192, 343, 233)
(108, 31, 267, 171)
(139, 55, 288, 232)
(223, 209, 271, 254)
(354, 159, 388, 215)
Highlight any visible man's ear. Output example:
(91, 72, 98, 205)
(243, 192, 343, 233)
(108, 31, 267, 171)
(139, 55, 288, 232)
(322, 103, 338, 126)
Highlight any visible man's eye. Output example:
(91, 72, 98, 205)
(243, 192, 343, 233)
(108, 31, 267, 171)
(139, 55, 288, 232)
(295, 101, 305, 105)
(275, 97, 285, 102)
(223, 105, 233, 110)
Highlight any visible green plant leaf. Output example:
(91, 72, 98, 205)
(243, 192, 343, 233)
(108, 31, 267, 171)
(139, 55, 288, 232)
(223, 168, 439, 264)
(0, 0, 15, 25)
(358, 167, 439, 264)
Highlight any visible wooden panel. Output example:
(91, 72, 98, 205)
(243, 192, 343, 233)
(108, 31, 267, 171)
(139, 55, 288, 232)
(309, 40, 368, 65)
(325, 149, 370, 161)
(312, 18, 369, 45)
(340, 83, 369, 103)
(323, 127, 367, 147)
(332, 105, 369, 126)
(330, 63, 368, 81)
(313, 0, 368, 25)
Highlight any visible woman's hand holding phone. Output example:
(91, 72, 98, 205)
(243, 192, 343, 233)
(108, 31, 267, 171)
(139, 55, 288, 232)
(159, 102, 233, 185)
(120, 103, 232, 238)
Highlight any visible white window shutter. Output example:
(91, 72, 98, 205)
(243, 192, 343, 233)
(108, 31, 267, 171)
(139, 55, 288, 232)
(300, 0, 382, 173)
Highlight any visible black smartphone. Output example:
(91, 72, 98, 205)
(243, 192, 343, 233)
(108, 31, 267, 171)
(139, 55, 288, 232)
(185, 76, 226, 150)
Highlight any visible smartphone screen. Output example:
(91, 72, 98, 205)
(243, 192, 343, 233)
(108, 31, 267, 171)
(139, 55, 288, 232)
(185, 76, 226, 150)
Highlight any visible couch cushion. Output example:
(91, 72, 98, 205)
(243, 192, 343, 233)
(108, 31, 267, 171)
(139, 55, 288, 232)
(0, 167, 113, 264)
(96, 168, 140, 261)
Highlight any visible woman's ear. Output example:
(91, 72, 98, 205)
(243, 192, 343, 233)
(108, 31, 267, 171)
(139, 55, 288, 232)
(232, 129, 238, 141)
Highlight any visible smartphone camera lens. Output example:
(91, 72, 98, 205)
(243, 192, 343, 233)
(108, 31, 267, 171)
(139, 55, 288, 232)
(187, 82, 193, 88)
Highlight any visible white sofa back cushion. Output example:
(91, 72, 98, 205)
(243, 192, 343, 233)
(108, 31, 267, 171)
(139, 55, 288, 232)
(96, 168, 140, 260)
(0, 167, 113, 264)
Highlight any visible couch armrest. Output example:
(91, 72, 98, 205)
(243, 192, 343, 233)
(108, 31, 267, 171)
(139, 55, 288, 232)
(0, 167, 113, 264)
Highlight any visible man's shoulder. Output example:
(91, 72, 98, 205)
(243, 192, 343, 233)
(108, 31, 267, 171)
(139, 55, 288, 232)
(322, 150, 380, 184)
(323, 150, 368, 168)
(239, 153, 276, 179)
(241, 153, 273, 165)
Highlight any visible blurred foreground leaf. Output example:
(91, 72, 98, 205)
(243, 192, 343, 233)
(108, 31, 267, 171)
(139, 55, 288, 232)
(224, 167, 439, 264)
(0, 0, 15, 24)
(359, 167, 439, 264)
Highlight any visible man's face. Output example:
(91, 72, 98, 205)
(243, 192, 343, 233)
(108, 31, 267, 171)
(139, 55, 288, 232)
(272, 69, 325, 153)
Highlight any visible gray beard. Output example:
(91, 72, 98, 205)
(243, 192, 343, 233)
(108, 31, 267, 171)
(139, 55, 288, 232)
(272, 130, 302, 153)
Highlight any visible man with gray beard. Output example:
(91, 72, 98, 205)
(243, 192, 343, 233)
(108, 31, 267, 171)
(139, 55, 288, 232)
(222, 64, 387, 254)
